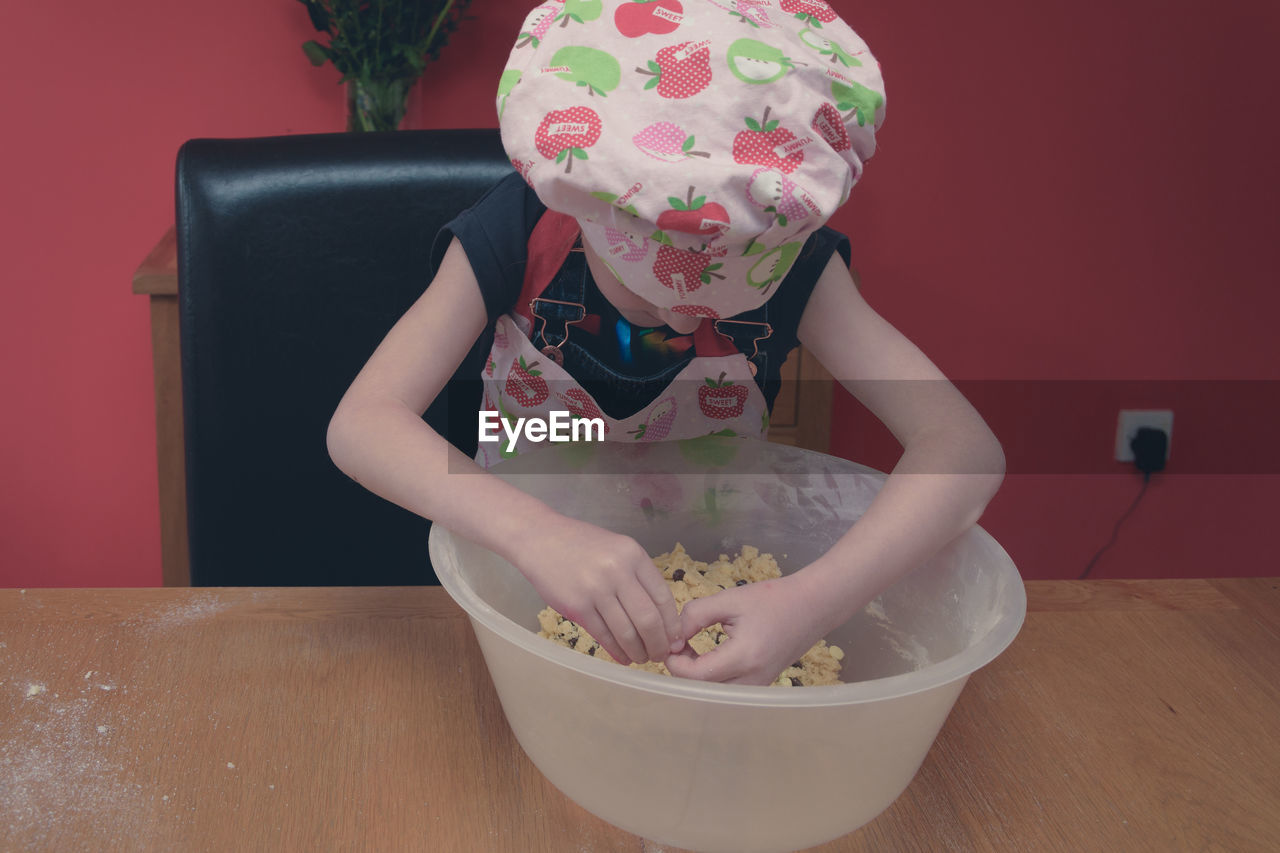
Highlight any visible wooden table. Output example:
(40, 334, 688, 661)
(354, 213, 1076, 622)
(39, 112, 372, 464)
(2, 580, 1277, 851)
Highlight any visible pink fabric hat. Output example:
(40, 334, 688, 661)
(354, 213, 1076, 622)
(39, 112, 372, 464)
(497, 0, 886, 319)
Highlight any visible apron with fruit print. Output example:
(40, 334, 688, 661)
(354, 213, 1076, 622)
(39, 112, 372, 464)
(476, 210, 772, 468)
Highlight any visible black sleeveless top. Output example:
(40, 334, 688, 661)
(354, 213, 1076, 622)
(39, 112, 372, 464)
(431, 172, 852, 419)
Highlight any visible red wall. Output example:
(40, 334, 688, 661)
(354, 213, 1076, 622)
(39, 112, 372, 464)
(1, 1, 1276, 588)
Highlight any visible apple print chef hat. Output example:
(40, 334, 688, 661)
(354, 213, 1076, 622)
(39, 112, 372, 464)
(498, 0, 886, 319)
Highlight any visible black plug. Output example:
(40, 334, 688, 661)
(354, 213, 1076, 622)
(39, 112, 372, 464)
(1130, 426, 1168, 477)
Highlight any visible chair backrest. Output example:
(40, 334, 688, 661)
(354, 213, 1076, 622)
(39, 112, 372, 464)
(176, 129, 512, 586)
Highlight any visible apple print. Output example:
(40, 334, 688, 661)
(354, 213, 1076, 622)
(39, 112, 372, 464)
(628, 396, 678, 441)
(516, 2, 563, 49)
(656, 186, 731, 236)
(780, 0, 837, 27)
(831, 80, 884, 128)
(496, 69, 522, 119)
(556, 0, 603, 28)
(614, 0, 684, 37)
(732, 107, 805, 173)
(746, 242, 803, 293)
(698, 372, 749, 420)
(811, 102, 852, 152)
(505, 356, 550, 407)
(549, 46, 621, 97)
(511, 158, 533, 183)
(633, 121, 709, 162)
(535, 107, 603, 173)
(636, 41, 713, 99)
(557, 388, 610, 435)
(653, 245, 724, 298)
(726, 38, 796, 84)
(798, 27, 860, 66)
(745, 168, 816, 228)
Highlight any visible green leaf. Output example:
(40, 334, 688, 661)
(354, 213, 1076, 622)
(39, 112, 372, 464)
(681, 136, 695, 152)
(667, 196, 686, 210)
(648, 60, 660, 74)
(556, 149, 569, 164)
(764, 120, 779, 132)
(302, 40, 330, 67)
(691, 195, 706, 209)
(706, 263, 723, 272)
(777, 214, 788, 226)
(572, 148, 588, 160)
(744, 117, 761, 132)
(644, 77, 659, 90)
(704, 378, 717, 387)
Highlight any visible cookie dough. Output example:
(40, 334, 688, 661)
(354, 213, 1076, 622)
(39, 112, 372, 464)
(537, 544, 844, 686)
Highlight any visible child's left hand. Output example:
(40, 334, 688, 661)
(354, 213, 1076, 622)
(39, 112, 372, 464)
(663, 576, 825, 686)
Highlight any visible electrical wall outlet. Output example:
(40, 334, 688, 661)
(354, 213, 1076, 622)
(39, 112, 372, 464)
(1115, 410, 1173, 462)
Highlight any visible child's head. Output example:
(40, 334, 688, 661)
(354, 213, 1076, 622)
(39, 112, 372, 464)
(498, 0, 886, 320)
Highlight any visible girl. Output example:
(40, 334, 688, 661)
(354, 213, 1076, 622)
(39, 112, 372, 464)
(327, 0, 1005, 685)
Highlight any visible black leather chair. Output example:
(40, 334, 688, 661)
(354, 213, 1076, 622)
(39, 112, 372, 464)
(176, 129, 511, 586)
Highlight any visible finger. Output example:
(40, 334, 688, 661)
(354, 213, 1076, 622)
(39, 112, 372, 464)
(664, 642, 747, 683)
(633, 562, 684, 653)
(598, 596, 647, 665)
(676, 595, 735, 644)
(577, 609, 631, 666)
(616, 581, 674, 662)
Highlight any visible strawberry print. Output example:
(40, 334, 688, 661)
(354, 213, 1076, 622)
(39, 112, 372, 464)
(615, 0, 684, 37)
(506, 356, 550, 407)
(603, 225, 649, 262)
(698, 372, 749, 420)
(636, 41, 713, 99)
(707, 0, 774, 28)
(780, 0, 837, 27)
(656, 186, 731, 236)
(811, 102, 851, 152)
(628, 396, 678, 441)
(745, 168, 818, 228)
(633, 121, 709, 162)
(535, 107, 603, 173)
(653, 245, 724, 298)
(732, 107, 806, 174)
(516, 2, 564, 49)
(557, 388, 610, 435)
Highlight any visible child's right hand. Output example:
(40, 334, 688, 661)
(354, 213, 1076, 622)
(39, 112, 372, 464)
(507, 514, 684, 665)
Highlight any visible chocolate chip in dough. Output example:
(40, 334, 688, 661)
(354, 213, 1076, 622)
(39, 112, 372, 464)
(587, 645, 597, 656)
(790, 677, 803, 687)
(792, 662, 803, 669)
(735, 580, 748, 586)
(672, 569, 685, 581)
(568, 637, 578, 649)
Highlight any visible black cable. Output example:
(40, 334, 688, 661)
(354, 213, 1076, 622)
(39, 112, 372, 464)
(1079, 473, 1151, 580)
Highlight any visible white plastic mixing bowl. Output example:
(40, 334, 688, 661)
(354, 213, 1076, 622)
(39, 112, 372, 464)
(430, 438, 1024, 852)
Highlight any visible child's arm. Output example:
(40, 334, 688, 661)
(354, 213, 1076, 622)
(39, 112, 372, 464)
(666, 256, 1006, 684)
(326, 237, 683, 664)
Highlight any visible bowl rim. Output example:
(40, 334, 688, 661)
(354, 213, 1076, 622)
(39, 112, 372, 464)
(430, 521, 1026, 709)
